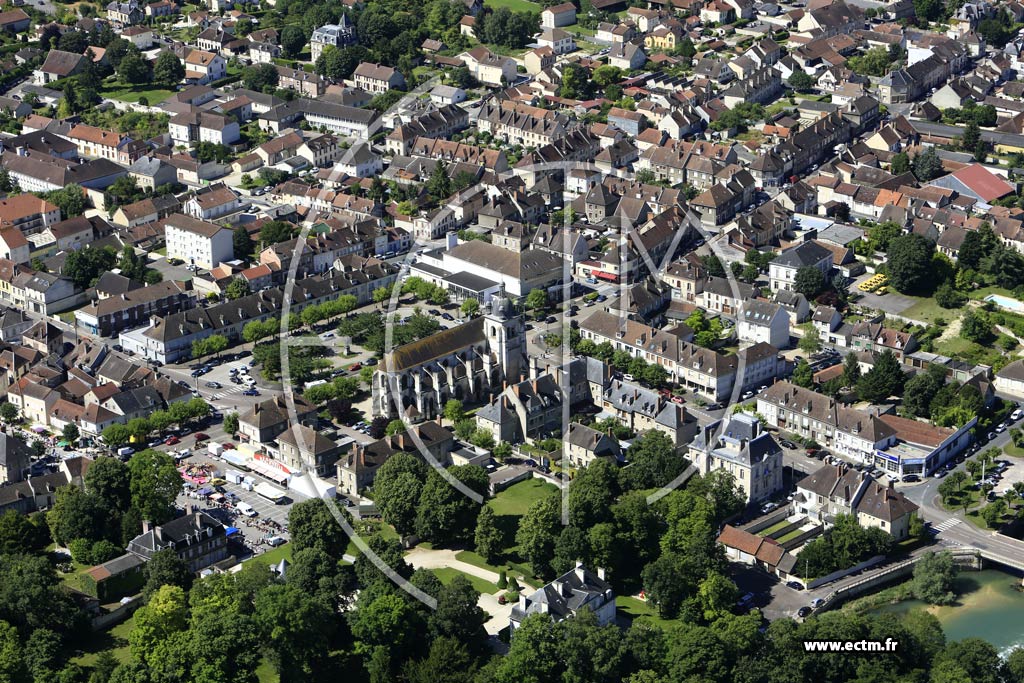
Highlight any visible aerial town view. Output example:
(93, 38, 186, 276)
(5, 0, 1024, 679)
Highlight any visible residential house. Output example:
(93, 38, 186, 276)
(310, 18, 357, 62)
(352, 62, 406, 94)
(509, 564, 615, 633)
(238, 395, 317, 444)
(127, 511, 229, 572)
(541, 2, 576, 27)
(737, 300, 790, 349)
(690, 413, 784, 503)
(564, 422, 622, 467)
(795, 463, 919, 540)
(768, 241, 833, 292)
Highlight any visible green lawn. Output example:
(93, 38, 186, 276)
(616, 596, 678, 629)
(344, 520, 399, 557)
(757, 520, 790, 536)
(432, 567, 500, 595)
(1005, 443, 1024, 458)
(900, 297, 960, 324)
(71, 615, 135, 669)
(455, 550, 537, 588)
(488, 479, 558, 517)
(248, 543, 292, 567)
(100, 82, 174, 105)
(484, 0, 539, 10)
(256, 658, 279, 683)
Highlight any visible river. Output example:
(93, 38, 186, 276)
(868, 570, 1024, 656)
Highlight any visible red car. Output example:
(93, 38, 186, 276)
(222, 443, 236, 450)
(194, 433, 210, 442)
(349, 363, 362, 372)
(164, 436, 180, 445)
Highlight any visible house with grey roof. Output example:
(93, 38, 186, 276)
(737, 300, 790, 348)
(689, 413, 783, 504)
(475, 374, 564, 444)
(768, 241, 833, 292)
(127, 510, 228, 572)
(0, 433, 31, 483)
(564, 422, 622, 468)
(795, 462, 918, 540)
(509, 563, 615, 633)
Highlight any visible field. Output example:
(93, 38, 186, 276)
(71, 615, 135, 668)
(615, 596, 678, 628)
(487, 478, 558, 517)
(484, 0, 540, 11)
(100, 82, 175, 105)
(432, 567, 500, 594)
(900, 296, 959, 324)
(248, 543, 293, 567)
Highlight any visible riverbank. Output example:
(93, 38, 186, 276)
(863, 570, 1024, 656)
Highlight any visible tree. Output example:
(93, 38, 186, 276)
(787, 70, 814, 92)
(101, 424, 131, 448)
(913, 0, 942, 21)
(280, 25, 306, 58)
(912, 551, 958, 605)
(0, 403, 18, 423)
(427, 160, 453, 201)
(962, 119, 981, 152)
(127, 450, 182, 525)
(794, 266, 825, 297)
(891, 151, 910, 174)
(798, 328, 821, 355)
(903, 365, 946, 418)
(460, 298, 479, 317)
(415, 465, 489, 545)
(443, 399, 465, 424)
(142, 548, 192, 599)
(288, 499, 347, 560)
(372, 453, 427, 536)
(43, 184, 88, 219)
(152, 51, 184, 87)
(242, 63, 279, 92)
(429, 576, 488, 655)
(224, 278, 250, 301)
(642, 553, 691, 619)
(887, 233, 936, 294)
(474, 506, 504, 563)
(792, 359, 814, 388)
(0, 511, 47, 555)
(233, 226, 254, 259)
(223, 413, 239, 437)
(856, 350, 905, 402)
(934, 281, 966, 309)
(117, 48, 151, 84)
(842, 352, 861, 387)
(260, 220, 294, 245)
(516, 495, 562, 578)
(912, 146, 944, 181)
(960, 310, 995, 344)
(0, 620, 29, 683)
(525, 288, 548, 314)
(620, 430, 686, 490)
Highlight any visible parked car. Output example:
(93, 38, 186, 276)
(194, 433, 210, 442)
(205, 381, 222, 389)
(810, 598, 825, 609)
(902, 474, 921, 483)
(243, 388, 260, 396)
(797, 606, 812, 618)
(780, 439, 797, 450)
(787, 581, 805, 591)
(350, 363, 362, 372)
(164, 436, 180, 445)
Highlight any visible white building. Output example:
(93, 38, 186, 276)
(689, 413, 784, 504)
(769, 240, 833, 292)
(737, 300, 790, 349)
(164, 213, 234, 270)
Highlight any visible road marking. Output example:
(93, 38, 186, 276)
(931, 518, 961, 533)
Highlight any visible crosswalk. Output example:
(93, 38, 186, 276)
(930, 518, 962, 534)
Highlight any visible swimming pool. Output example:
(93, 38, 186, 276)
(984, 294, 1024, 313)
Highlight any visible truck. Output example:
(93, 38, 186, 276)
(208, 442, 224, 457)
(235, 501, 257, 517)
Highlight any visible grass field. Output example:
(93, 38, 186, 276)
(100, 82, 174, 105)
(71, 615, 135, 669)
(900, 297, 960, 324)
(615, 596, 678, 628)
(488, 479, 557, 517)
(757, 520, 790, 536)
(344, 521, 399, 557)
(484, 0, 540, 11)
(432, 567, 500, 594)
(249, 543, 293, 567)
(256, 659, 280, 683)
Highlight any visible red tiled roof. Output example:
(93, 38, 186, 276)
(950, 163, 1014, 202)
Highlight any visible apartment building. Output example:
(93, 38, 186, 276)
(164, 213, 234, 270)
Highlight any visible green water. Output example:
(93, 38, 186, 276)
(868, 570, 1024, 656)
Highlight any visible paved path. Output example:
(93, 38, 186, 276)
(404, 547, 501, 584)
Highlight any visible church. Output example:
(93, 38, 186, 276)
(371, 287, 526, 420)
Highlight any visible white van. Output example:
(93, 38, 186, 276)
(117, 447, 134, 457)
(235, 502, 257, 517)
